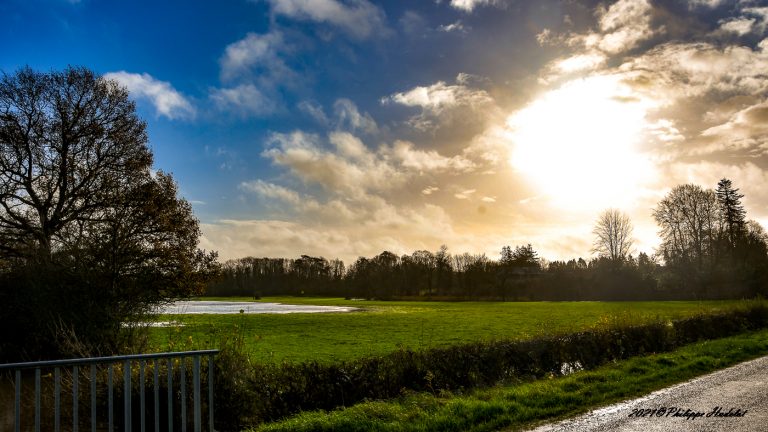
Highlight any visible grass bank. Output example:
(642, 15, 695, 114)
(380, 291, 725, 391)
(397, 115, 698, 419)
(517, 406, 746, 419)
(250, 328, 768, 432)
(150, 297, 745, 363)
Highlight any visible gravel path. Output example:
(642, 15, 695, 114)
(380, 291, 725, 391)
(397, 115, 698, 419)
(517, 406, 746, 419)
(527, 355, 768, 432)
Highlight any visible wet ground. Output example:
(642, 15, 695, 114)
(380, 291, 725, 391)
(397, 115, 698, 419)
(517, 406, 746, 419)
(527, 355, 768, 432)
(155, 300, 360, 314)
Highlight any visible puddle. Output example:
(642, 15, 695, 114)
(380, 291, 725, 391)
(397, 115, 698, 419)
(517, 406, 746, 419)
(155, 301, 360, 315)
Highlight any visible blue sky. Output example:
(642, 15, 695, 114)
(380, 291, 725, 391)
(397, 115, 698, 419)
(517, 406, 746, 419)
(3, 0, 768, 262)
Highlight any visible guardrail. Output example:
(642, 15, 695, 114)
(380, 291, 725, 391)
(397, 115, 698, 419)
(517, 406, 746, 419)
(0, 349, 219, 432)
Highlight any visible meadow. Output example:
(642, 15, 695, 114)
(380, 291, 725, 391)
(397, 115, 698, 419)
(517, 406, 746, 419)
(149, 297, 747, 363)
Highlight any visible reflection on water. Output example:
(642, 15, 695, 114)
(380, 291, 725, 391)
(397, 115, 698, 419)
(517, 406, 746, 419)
(156, 301, 359, 314)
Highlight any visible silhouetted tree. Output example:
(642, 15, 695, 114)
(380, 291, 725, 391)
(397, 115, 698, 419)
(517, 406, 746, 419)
(0, 67, 218, 359)
(411, 250, 436, 297)
(716, 178, 746, 248)
(370, 251, 400, 298)
(434, 245, 452, 296)
(653, 184, 718, 271)
(509, 244, 541, 269)
(592, 209, 634, 261)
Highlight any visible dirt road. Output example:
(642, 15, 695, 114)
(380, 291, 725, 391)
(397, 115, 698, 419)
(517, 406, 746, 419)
(528, 355, 768, 432)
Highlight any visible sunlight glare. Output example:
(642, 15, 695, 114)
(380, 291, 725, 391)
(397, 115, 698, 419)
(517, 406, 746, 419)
(507, 75, 657, 210)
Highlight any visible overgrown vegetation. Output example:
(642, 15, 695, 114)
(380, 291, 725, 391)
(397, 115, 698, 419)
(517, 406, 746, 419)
(209, 301, 768, 430)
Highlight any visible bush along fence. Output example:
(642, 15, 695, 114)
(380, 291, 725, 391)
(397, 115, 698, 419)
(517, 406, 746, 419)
(213, 303, 768, 430)
(0, 350, 218, 432)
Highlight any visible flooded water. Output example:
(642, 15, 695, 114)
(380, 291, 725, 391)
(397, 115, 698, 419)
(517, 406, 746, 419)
(156, 300, 359, 314)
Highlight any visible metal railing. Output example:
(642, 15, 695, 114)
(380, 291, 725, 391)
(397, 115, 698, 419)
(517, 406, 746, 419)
(0, 349, 218, 432)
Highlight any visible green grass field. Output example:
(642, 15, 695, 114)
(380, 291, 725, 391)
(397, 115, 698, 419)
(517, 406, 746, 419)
(148, 297, 748, 364)
(251, 329, 768, 432)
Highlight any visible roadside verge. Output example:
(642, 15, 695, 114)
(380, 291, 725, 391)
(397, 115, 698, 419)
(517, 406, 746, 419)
(249, 329, 768, 432)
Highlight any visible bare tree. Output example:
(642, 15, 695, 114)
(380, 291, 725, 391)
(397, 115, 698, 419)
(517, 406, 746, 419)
(592, 209, 634, 261)
(0, 66, 153, 256)
(652, 184, 718, 268)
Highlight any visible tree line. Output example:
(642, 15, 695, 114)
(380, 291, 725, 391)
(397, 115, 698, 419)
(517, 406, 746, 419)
(209, 179, 768, 301)
(207, 246, 664, 301)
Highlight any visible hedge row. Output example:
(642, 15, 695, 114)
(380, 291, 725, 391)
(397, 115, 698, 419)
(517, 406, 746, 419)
(213, 303, 768, 430)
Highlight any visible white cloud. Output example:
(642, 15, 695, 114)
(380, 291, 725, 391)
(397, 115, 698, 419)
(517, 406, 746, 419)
(595, 0, 656, 54)
(219, 31, 291, 83)
(536, 29, 559, 46)
(200, 200, 458, 263)
(550, 52, 607, 75)
(260, 127, 504, 203)
(240, 180, 303, 205)
(201, 219, 363, 261)
(648, 119, 686, 143)
(449, 0, 496, 13)
(265, 0, 387, 39)
(380, 73, 501, 136)
(383, 80, 492, 113)
(698, 99, 768, 153)
(333, 99, 378, 134)
(747, 7, 768, 23)
(718, 7, 768, 36)
(210, 84, 276, 117)
(439, 21, 466, 33)
(330, 131, 373, 162)
(454, 189, 476, 200)
(104, 71, 195, 120)
(382, 76, 496, 131)
(556, 0, 657, 56)
(262, 131, 404, 197)
(460, 125, 511, 168)
(455, 73, 488, 86)
(298, 100, 329, 124)
(620, 41, 768, 98)
(385, 140, 476, 173)
(719, 18, 757, 35)
(687, 0, 726, 9)
(422, 186, 439, 195)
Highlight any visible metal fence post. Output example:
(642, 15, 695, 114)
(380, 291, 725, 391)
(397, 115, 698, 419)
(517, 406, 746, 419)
(194, 355, 201, 432)
(73, 365, 79, 432)
(140, 360, 146, 432)
(167, 358, 173, 432)
(208, 355, 215, 432)
(14, 370, 20, 432)
(34, 368, 40, 432)
(55, 367, 61, 432)
(124, 360, 132, 431)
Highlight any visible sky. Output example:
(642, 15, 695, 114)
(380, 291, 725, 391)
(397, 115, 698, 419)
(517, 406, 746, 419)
(2, 0, 768, 263)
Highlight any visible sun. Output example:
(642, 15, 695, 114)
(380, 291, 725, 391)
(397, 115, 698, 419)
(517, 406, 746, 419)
(507, 75, 657, 210)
